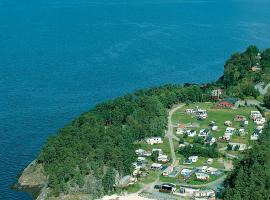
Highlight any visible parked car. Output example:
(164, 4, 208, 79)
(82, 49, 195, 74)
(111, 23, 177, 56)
(154, 185, 161, 189)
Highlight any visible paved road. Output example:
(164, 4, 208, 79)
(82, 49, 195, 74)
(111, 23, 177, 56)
(166, 104, 185, 166)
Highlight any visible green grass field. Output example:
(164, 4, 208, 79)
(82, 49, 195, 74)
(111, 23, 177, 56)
(172, 102, 257, 145)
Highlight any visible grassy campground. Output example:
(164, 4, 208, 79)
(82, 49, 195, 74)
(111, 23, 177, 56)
(172, 102, 257, 145)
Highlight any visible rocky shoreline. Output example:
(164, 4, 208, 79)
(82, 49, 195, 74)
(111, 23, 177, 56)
(15, 160, 47, 200)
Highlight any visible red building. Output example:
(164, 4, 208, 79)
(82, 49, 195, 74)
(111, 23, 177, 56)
(216, 98, 238, 109)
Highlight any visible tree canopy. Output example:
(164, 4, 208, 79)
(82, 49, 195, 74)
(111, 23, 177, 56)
(38, 84, 211, 197)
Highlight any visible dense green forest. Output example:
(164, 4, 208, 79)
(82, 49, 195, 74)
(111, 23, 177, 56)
(36, 46, 270, 198)
(219, 46, 270, 99)
(223, 122, 270, 200)
(38, 85, 212, 197)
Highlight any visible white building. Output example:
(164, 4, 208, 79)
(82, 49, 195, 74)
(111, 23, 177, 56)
(224, 120, 232, 126)
(150, 163, 162, 170)
(197, 109, 208, 119)
(136, 149, 151, 157)
(188, 156, 198, 163)
(254, 117, 266, 125)
(207, 158, 213, 164)
(209, 137, 216, 145)
(250, 128, 263, 140)
(186, 109, 195, 114)
(193, 190, 215, 198)
(179, 144, 186, 148)
(225, 127, 236, 136)
(176, 127, 185, 135)
(186, 129, 197, 137)
(198, 129, 210, 139)
(146, 137, 163, 145)
(238, 128, 246, 136)
(222, 134, 231, 141)
(195, 173, 209, 180)
(206, 167, 218, 174)
(250, 111, 262, 120)
(181, 169, 193, 177)
(197, 166, 208, 173)
(158, 155, 168, 163)
(212, 125, 218, 131)
(250, 134, 259, 140)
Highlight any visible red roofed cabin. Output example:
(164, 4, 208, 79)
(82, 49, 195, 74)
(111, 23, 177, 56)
(217, 98, 238, 109)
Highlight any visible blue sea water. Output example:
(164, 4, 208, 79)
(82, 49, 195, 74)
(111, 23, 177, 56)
(1, 0, 270, 199)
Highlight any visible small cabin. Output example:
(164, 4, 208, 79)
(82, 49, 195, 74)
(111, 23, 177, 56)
(225, 127, 236, 136)
(250, 111, 262, 120)
(196, 173, 209, 180)
(186, 129, 197, 137)
(198, 129, 210, 139)
(150, 163, 162, 170)
(254, 117, 266, 125)
(217, 98, 238, 109)
(146, 137, 163, 145)
(181, 169, 194, 177)
(193, 190, 215, 198)
(158, 155, 168, 163)
(188, 156, 199, 163)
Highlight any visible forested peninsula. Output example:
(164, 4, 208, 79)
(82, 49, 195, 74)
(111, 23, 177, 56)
(17, 46, 270, 200)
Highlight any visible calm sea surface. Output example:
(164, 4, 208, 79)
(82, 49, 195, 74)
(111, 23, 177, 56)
(1, 0, 270, 199)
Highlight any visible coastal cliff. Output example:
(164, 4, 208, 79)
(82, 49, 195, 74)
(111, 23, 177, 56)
(17, 160, 47, 199)
(18, 160, 46, 187)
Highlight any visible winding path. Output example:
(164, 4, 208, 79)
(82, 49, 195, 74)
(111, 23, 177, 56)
(166, 104, 185, 166)
(139, 105, 184, 194)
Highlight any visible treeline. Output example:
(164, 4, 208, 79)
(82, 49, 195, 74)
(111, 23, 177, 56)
(179, 143, 219, 158)
(38, 84, 212, 197)
(223, 122, 270, 200)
